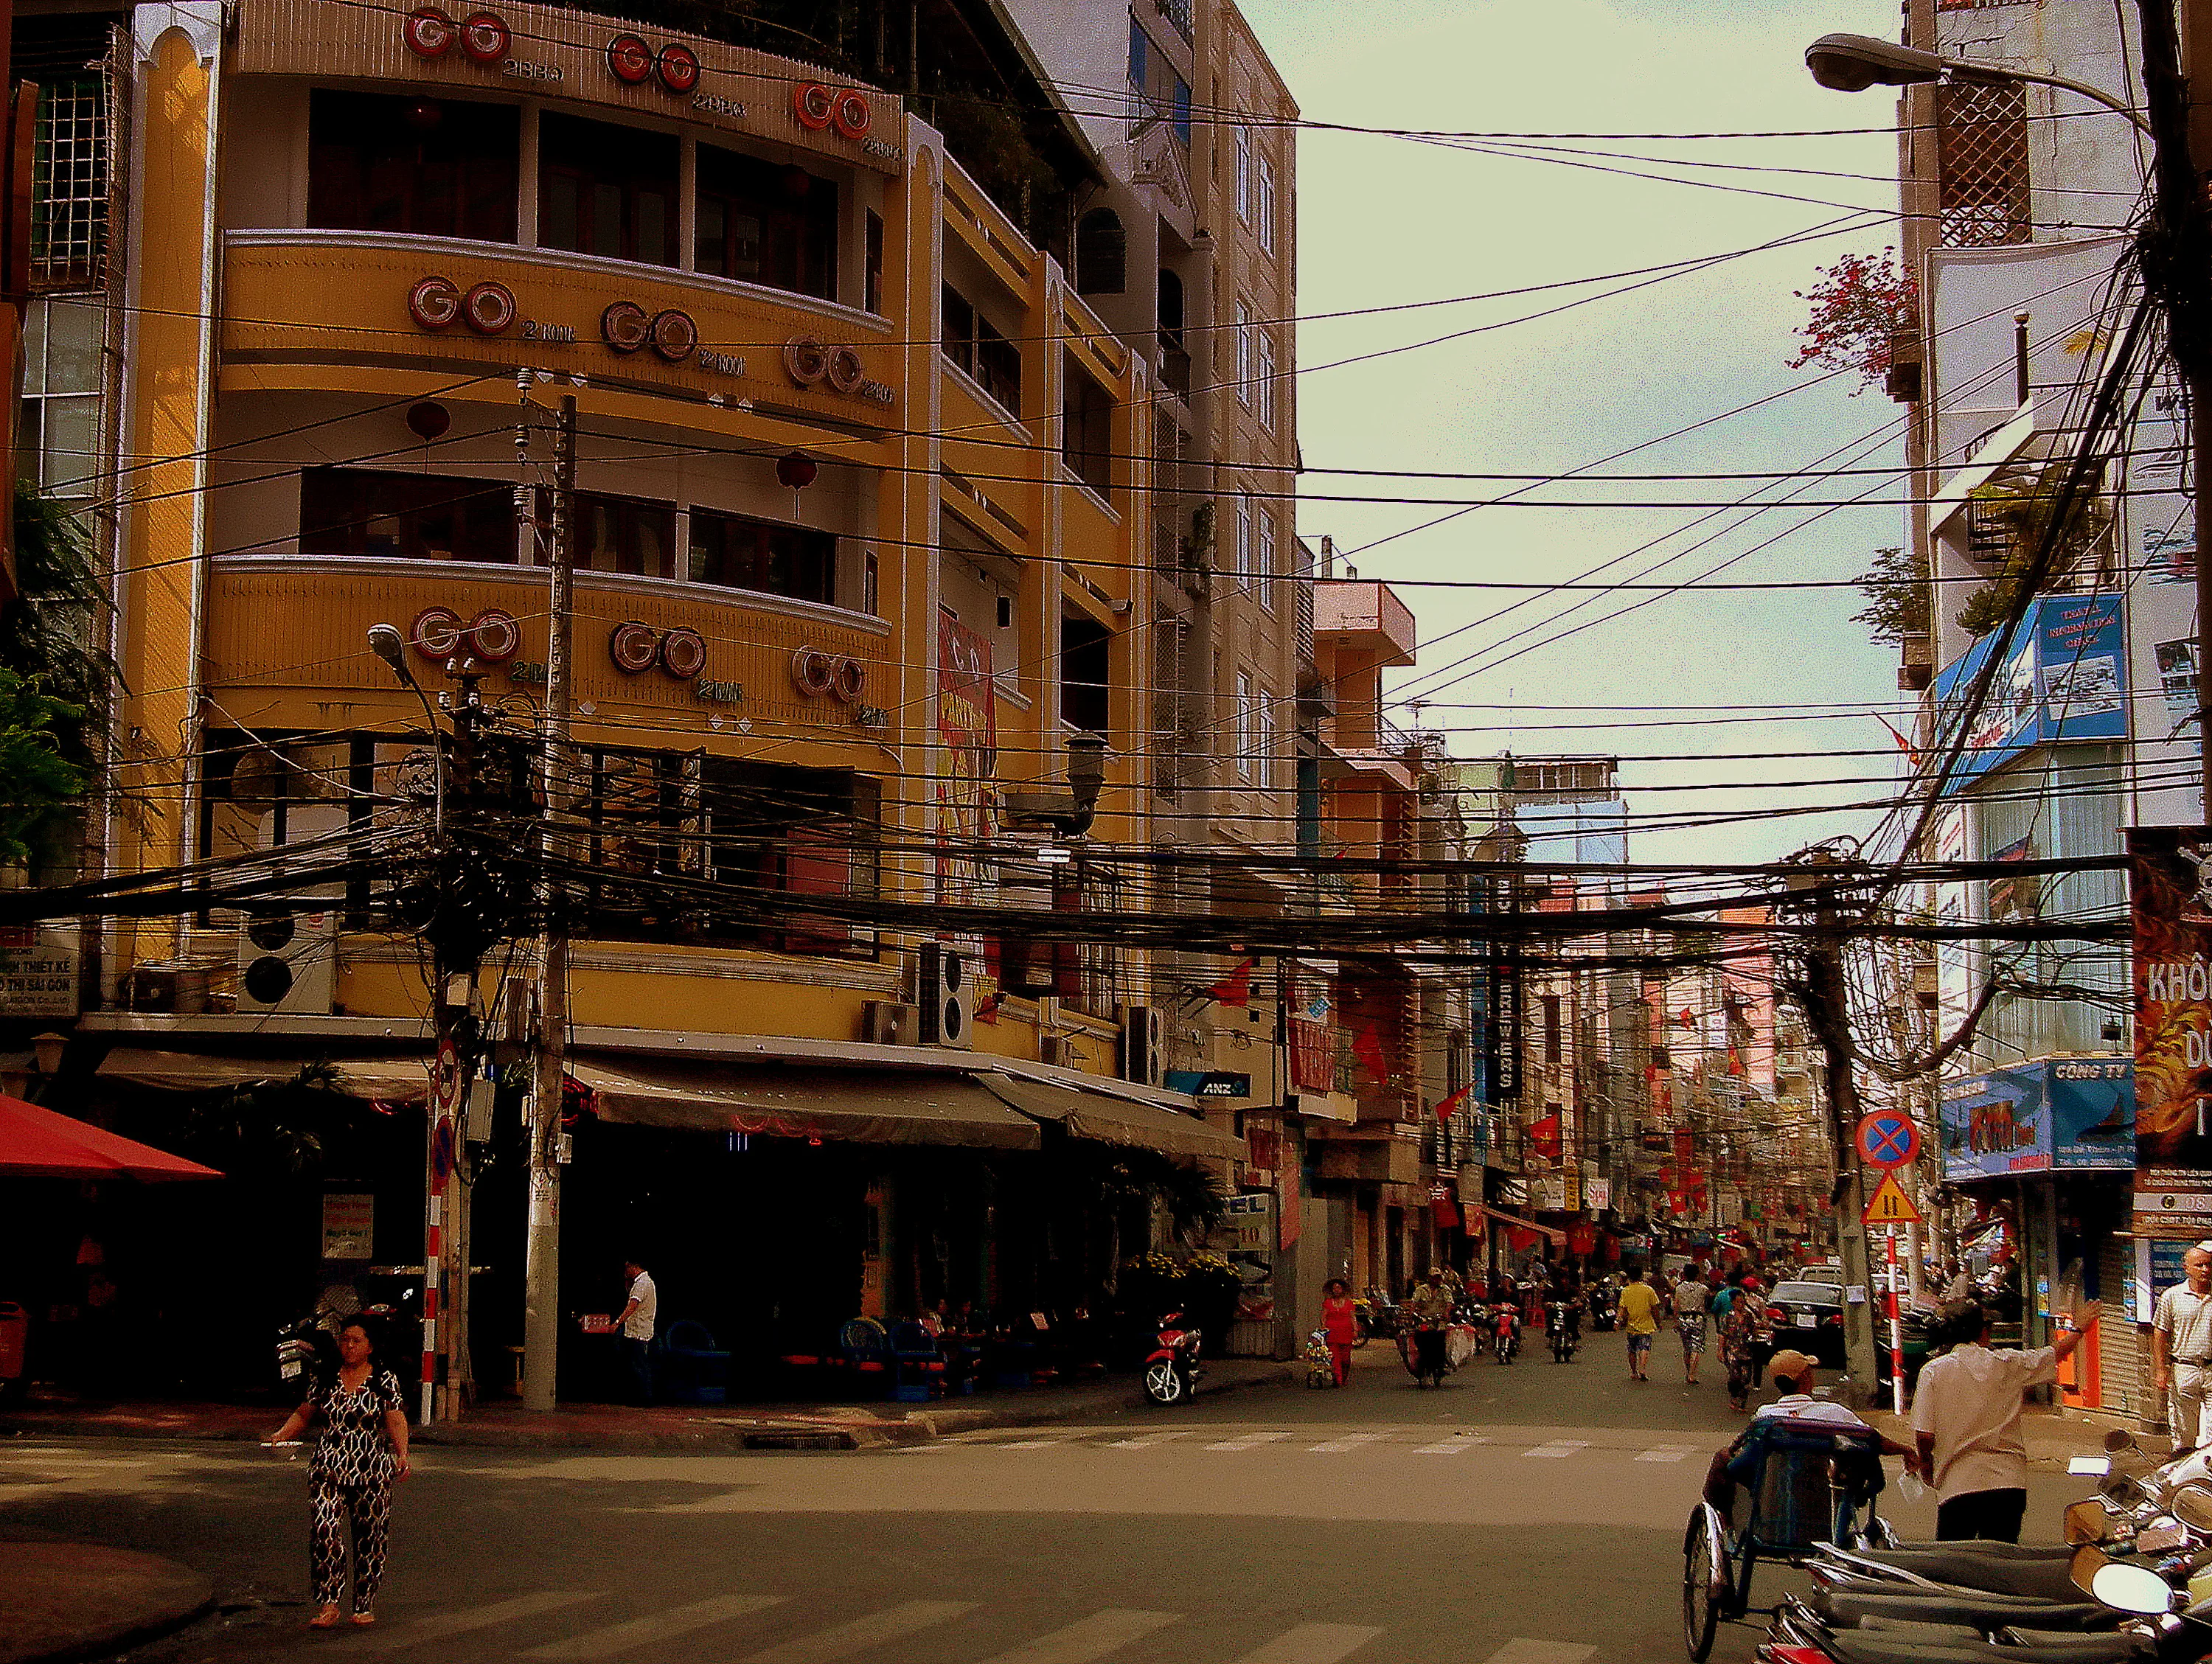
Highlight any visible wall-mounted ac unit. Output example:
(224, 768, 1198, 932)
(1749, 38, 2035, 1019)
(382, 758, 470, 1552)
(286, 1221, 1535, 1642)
(914, 942, 974, 1048)
(1119, 1003, 1164, 1087)
(236, 905, 338, 1015)
(862, 1000, 914, 1046)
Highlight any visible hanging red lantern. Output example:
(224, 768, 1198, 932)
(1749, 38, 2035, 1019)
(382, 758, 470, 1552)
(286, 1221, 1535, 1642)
(775, 452, 818, 490)
(406, 400, 451, 442)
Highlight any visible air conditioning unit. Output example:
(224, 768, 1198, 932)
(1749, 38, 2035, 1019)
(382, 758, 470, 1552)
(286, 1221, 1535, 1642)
(236, 904, 338, 1014)
(861, 999, 914, 1045)
(1119, 1003, 1164, 1087)
(914, 941, 974, 1048)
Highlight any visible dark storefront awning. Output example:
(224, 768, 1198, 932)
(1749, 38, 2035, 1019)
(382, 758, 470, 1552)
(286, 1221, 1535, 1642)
(981, 1074, 1245, 1160)
(97, 1048, 431, 1101)
(575, 1059, 1041, 1152)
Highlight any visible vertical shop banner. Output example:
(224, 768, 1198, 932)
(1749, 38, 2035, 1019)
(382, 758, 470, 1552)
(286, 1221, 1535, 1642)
(934, 610, 998, 918)
(2132, 827, 2212, 1231)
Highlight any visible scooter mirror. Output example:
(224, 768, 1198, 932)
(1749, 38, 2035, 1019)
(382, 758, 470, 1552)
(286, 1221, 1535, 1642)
(2107, 1428, 2143, 1456)
(2071, 1542, 2113, 1596)
(2173, 1483, 2212, 1533)
(2092, 1562, 2177, 1616)
(2103, 1472, 2149, 1508)
(2065, 1499, 2115, 1545)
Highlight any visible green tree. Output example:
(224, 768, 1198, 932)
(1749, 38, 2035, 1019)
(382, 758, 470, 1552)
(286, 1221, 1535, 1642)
(0, 484, 115, 870)
(0, 667, 85, 863)
(1851, 545, 1929, 647)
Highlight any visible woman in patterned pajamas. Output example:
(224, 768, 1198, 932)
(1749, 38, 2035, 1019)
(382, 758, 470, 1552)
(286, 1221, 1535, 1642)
(270, 1319, 411, 1628)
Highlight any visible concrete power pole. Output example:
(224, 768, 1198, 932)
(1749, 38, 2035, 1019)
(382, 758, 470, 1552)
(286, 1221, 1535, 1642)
(522, 395, 575, 1412)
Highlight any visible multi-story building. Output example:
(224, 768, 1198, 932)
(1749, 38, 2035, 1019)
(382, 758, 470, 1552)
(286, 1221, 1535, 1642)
(1874, 0, 2155, 1413)
(6, 0, 1259, 1402)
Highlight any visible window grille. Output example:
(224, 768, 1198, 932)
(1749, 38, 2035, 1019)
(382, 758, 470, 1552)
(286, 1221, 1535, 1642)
(31, 72, 111, 291)
(1155, 0, 1194, 47)
(1937, 80, 2031, 247)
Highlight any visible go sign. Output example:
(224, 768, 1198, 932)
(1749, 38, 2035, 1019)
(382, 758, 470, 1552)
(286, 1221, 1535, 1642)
(1855, 1111, 1919, 1170)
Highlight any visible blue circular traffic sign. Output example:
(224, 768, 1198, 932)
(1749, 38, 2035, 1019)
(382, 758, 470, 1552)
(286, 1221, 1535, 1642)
(1856, 1111, 1919, 1169)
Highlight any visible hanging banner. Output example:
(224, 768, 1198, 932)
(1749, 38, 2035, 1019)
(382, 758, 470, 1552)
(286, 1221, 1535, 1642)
(933, 610, 997, 919)
(2132, 827, 2212, 1231)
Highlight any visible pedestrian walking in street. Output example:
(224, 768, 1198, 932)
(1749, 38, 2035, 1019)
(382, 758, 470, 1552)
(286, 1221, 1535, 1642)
(268, 1319, 411, 1629)
(1615, 1265, 1662, 1382)
(1672, 1266, 1710, 1385)
(1720, 1275, 1771, 1411)
(2154, 1245, 2212, 1454)
(1321, 1278, 1358, 1386)
(618, 1256, 658, 1407)
(1913, 1298, 2100, 1542)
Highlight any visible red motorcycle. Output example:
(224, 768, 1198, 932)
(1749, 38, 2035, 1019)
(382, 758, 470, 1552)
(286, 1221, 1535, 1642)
(1490, 1298, 1523, 1364)
(1142, 1312, 1202, 1406)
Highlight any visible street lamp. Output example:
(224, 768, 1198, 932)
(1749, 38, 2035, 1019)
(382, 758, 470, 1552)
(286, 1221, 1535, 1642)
(1804, 33, 2153, 133)
(368, 622, 446, 842)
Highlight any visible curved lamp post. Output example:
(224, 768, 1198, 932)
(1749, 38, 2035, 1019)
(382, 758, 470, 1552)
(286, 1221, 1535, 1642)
(1804, 32, 2152, 133)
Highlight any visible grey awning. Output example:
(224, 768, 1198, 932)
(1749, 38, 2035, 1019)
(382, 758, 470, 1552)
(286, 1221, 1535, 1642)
(981, 1073, 1245, 1160)
(97, 1047, 431, 1102)
(576, 1059, 1040, 1151)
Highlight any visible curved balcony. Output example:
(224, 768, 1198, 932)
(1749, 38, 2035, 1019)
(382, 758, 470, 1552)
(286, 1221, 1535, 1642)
(204, 554, 899, 756)
(221, 231, 902, 441)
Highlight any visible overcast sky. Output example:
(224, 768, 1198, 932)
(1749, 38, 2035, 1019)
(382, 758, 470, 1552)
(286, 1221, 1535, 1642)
(1237, 0, 1909, 867)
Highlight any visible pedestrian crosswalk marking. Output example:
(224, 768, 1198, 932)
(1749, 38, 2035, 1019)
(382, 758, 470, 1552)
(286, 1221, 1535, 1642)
(995, 1438, 1069, 1449)
(1481, 1642, 1596, 1664)
(369, 1591, 605, 1649)
(1637, 1446, 1692, 1463)
(1234, 1623, 1385, 1664)
(1106, 1430, 1194, 1448)
(1411, 1435, 1486, 1454)
(521, 1594, 786, 1660)
(1307, 1432, 1391, 1452)
(1523, 1440, 1588, 1459)
(1204, 1431, 1294, 1451)
(970, 1607, 1179, 1664)
(734, 1600, 977, 1664)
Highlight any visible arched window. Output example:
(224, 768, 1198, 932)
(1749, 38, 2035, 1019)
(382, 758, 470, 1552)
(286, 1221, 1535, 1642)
(1075, 208, 1125, 296)
(1157, 267, 1185, 344)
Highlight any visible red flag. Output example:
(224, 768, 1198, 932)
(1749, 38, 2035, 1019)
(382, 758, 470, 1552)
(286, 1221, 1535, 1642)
(1528, 1111, 1562, 1164)
(1434, 1082, 1474, 1124)
(1877, 715, 1922, 767)
(1354, 1023, 1389, 1082)
(1205, 958, 1255, 1004)
(1676, 1008, 1696, 1029)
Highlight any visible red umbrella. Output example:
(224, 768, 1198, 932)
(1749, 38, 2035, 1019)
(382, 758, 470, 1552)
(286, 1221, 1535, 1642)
(0, 1094, 222, 1182)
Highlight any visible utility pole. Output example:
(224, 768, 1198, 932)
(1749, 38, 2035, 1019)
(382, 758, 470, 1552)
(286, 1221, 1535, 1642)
(2133, 1, 2212, 812)
(1792, 850, 1882, 1404)
(523, 395, 575, 1411)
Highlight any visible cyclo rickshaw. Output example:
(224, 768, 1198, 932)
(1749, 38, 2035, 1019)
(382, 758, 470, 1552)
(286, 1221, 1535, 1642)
(1682, 1416, 1899, 1660)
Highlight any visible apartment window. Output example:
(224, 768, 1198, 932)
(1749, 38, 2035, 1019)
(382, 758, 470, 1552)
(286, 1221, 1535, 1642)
(1062, 612, 1112, 733)
(300, 466, 518, 563)
(31, 70, 111, 290)
(865, 209, 884, 314)
(1234, 126, 1251, 223)
(1235, 670, 1255, 780)
(1256, 151, 1276, 255)
(689, 508, 835, 605)
(1234, 493, 1253, 587)
(539, 113, 678, 266)
(1256, 327, 1277, 431)
(695, 145, 837, 300)
(576, 492, 677, 579)
(942, 284, 1023, 412)
(1936, 80, 2030, 247)
(19, 298, 100, 496)
(1075, 207, 1126, 296)
(1127, 15, 1190, 148)
(308, 90, 519, 243)
(1257, 505, 1278, 611)
(1234, 299, 1252, 407)
(1542, 993, 1562, 1065)
(1256, 689, 1276, 790)
(1062, 358, 1113, 495)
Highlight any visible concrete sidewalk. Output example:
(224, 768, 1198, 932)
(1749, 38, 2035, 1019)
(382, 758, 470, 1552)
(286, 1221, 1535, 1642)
(0, 1539, 212, 1664)
(0, 1358, 1293, 1454)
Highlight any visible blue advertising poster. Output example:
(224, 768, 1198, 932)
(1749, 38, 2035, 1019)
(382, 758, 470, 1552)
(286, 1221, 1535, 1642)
(1933, 593, 2126, 790)
(1939, 1059, 2135, 1180)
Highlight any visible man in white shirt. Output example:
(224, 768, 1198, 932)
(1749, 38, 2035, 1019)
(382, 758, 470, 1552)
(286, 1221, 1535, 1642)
(2154, 1247, 2212, 1454)
(617, 1258, 658, 1407)
(1913, 1298, 2099, 1541)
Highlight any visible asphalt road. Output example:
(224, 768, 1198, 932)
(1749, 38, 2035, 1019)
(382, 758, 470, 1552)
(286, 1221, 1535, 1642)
(0, 1331, 2105, 1664)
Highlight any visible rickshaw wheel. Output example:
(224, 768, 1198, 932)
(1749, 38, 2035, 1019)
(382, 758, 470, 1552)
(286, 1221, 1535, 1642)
(1682, 1520, 1720, 1661)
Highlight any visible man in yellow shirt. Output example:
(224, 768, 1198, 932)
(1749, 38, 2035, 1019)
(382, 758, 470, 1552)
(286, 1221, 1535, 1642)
(1616, 1265, 1664, 1382)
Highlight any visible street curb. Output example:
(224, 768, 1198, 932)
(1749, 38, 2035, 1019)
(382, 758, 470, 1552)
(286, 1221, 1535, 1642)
(897, 1362, 1296, 1443)
(0, 1544, 213, 1664)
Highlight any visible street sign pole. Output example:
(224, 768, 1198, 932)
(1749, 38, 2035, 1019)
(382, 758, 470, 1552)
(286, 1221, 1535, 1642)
(1885, 1225, 1905, 1416)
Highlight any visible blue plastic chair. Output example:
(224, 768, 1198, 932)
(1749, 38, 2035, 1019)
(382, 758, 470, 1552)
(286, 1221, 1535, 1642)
(660, 1320, 731, 1404)
(839, 1317, 892, 1396)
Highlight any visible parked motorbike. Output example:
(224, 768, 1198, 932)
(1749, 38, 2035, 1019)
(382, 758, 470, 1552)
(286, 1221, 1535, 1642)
(1142, 1312, 1203, 1406)
(1400, 1318, 1449, 1388)
(1544, 1297, 1580, 1363)
(1587, 1281, 1618, 1333)
(1490, 1298, 1522, 1364)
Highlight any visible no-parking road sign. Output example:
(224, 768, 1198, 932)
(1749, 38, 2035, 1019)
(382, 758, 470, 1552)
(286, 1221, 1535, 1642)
(1855, 1110, 1919, 1170)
